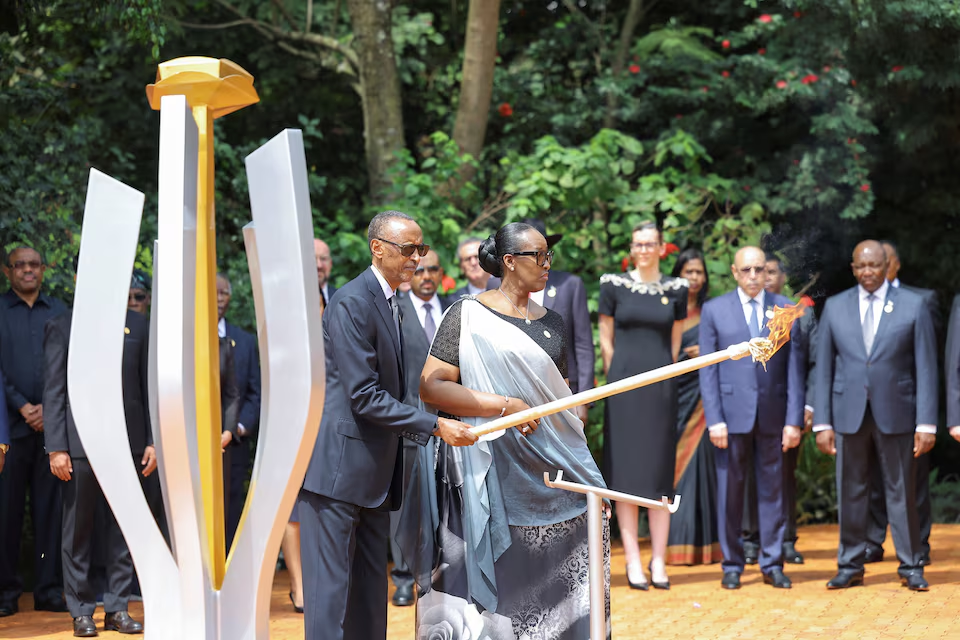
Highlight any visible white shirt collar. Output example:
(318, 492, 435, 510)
(858, 279, 889, 302)
(466, 282, 486, 296)
(370, 265, 395, 301)
(410, 293, 440, 311)
(891, 277, 901, 289)
(217, 317, 226, 339)
(736, 287, 765, 307)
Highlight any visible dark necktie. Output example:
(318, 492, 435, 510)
(748, 299, 761, 339)
(389, 296, 402, 346)
(863, 293, 876, 355)
(423, 302, 436, 344)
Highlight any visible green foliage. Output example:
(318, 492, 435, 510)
(795, 435, 838, 525)
(930, 469, 960, 525)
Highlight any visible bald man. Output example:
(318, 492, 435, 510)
(814, 240, 936, 591)
(699, 246, 804, 590)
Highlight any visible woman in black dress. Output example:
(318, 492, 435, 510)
(599, 222, 687, 590)
(664, 249, 723, 565)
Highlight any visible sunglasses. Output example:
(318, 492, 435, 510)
(376, 238, 430, 258)
(415, 265, 442, 275)
(10, 260, 42, 271)
(129, 292, 148, 302)
(511, 250, 555, 267)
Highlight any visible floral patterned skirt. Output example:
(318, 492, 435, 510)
(415, 511, 611, 640)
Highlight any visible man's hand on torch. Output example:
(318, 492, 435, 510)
(709, 425, 728, 449)
(436, 417, 479, 447)
(815, 430, 837, 456)
(782, 426, 801, 452)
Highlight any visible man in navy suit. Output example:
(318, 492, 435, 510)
(390, 249, 451, 606)
(450, 237, 490, 299)
(298, 211, 477, 640)
(216, 273, 262, 549)
(699, 246, 804, 590)
(814, 240, 935, 591)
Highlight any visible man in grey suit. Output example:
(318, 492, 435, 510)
(298, 211, 477, 640)
(390, 249, 451, 606)
(814, 240, 936, 591)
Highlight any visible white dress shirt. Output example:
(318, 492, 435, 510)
(218, 317, 247, 435)
(321, 283, 331, 304)
(409, 293, 443, 332)
(370, 265, 395, 301)
(814, 279, 935, 434)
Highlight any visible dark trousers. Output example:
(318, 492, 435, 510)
(0, 431, 63, 605)
(716, 429, 785, 575)
(298, 489, 389, 640)
(866, 452, 931, 556)
(61, 458, 134, 617)
(388, 443, 416, 588)
(225, 440, 250, 551)
(742, 438, 801, 544)
(836, 407, 921, 572)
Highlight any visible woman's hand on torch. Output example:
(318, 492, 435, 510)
(782, 426, 801, 452)
(503, 397, 539, 437)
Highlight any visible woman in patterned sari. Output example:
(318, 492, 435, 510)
(400, 222, 610, 639)
(665, 248, 722, 565)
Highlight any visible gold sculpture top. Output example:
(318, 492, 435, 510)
(146, 56, 259, 118)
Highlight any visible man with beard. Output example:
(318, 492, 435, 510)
(314, 238, 336, 303)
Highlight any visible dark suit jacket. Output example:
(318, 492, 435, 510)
(397, 292, 450, 414)
(541, 271, 594, 394)
(224, 322, 260, 437)
(302, 267, 437, 509)
(219, 336, 240, 437)
(815, 286, 937, 434)
(943, 293, 960, 427)
(43, 310, 153, 458)
(798, 306, 818, 407)
(0, 368, 9, 447)
(699, 290, 805, 434)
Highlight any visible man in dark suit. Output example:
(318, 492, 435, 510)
(814, 240, 935, 591)
(699, 246, 804, 590)
(450, 237, 490, 299)
(314, 237, 337, 303)
(741, 255, 816, 566)
(859, 240, 938, 565)
(127, 269, 151, 317)
(0, 247, 68, 616)
(390, 249, 451, 607)
(946, 294, 960, 451)
(44, 309, 153, 636)
(0, 374, 7, 477)
(216, 273, 261, 550)
(298, 211, 478, 640)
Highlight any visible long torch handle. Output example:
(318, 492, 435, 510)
(470, 341, 752, 438)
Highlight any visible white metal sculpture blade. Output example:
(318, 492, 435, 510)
(68, 169, 181, 636)
(219, 129, 325, 640)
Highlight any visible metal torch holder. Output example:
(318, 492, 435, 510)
(543, 470, 681, 640)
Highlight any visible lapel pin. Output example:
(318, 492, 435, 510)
(231, 338, 236, 347)
(124, 327, 131, 335)
(884, 301, 894, 314)
(543, 330, 552, 339)
(765, 309, 775, 319)
(547, 285, 557, 298)
(661, 296, 669, 305)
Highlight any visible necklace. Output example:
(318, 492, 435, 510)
(498, 288, 531, 324)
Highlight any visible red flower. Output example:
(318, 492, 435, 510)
(823, 65, 832, 72)
(441, 274, 456, 293)
(892, 65, 904, 73)
(721, 70, 731, 78)
(497, 103, 513, 117)
(701, 86, 709, 93)
(793, 11, 804, 18)
(758, 48, 767, 55)
(801, 74, 819, 85)
(776, 80, 788, 89)
(629, 64, 641, 74)
(851, 79, 857, 87)
(743, 185, 752, 191)
(660, 243, 680, 258)
(860, 184, 870, 192)
(621, 257, 631, 272)
(758, 14, 773, 23)
(793, 159, 800, 165)
(675, 114, 683, 119)
(722, 39, 731, 49)
(800, 294, 814, 307)
(847, 137, 855, 145)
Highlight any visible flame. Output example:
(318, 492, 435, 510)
(748, 302, 808, 367)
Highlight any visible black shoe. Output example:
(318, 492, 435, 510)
(763, 568, 792, 589)
(288, 591, 303, 614)
(0, 601, 17, 617)
(919, 553, 932, 567)
(103, 611, 143, 634)
(898, 571, 929, 592)
(392, 583, 415, 607)
(73, 615, 98, 637)
(782, 541, 804, 564)
(826, 570, 865, 589)
(863, 546, 884, 564)
(743, 541, 759, 565)
(35, 595, 68, 612)
(648, 561, 670, 590)
(721, 572, 741, 590)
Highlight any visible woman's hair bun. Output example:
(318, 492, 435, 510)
(477, 234, 503, 278)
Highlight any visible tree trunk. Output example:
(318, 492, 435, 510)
(604, 0, 645, 130)
(346, 0, 405, 203)
(451, 0, 501, 181)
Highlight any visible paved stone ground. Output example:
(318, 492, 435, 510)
(3, 524, 959, 639)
